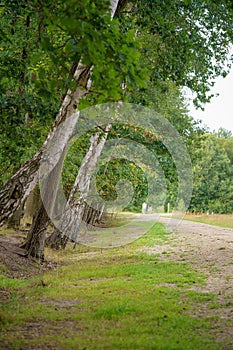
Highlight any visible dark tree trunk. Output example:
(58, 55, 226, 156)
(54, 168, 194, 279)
(21, 201, 49, 261)
(22, 141, 68, 258)
(45, 228, 68, 250)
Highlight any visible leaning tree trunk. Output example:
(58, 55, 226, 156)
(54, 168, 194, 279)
(46, 203, 105, 250)
(21, 142, 68, 258)
(47, 127, 111, 247)
(22, 200, 49, 260)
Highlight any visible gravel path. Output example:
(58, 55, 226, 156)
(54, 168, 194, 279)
(155, 216, 233, 296)
(137, 214, 233, 347)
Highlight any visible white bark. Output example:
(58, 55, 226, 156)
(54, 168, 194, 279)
(110, 0, 119, 19)
(57, 126, 111, 242)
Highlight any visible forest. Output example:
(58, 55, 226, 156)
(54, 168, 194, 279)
(0, 0, 233, 256)
(1, 1, 233, 349)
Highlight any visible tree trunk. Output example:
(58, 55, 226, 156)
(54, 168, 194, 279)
(21, 200, 49, 261)
(57, 127, 111, 243)
(22, 143, 68, 258)
(45, 203, 105, 250)
(82, 203, 105, 226)
(46, 228, 68, 250)
(45, 129, 110, 248)
(0, 151, 42, 227)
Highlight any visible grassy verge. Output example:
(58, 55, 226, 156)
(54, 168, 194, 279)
(0, 223, 229, 349)
(184, 214, 233, 229)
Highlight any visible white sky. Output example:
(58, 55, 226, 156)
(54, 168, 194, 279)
(187, 67, 233, 134)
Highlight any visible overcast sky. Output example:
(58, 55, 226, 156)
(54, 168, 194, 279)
(187, 67, 233, 134)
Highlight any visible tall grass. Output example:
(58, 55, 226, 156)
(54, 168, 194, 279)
(184, 214, 233, 228)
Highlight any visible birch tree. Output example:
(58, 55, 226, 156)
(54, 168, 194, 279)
(45, 125, 111, 249)
(0, 0, 121, 226)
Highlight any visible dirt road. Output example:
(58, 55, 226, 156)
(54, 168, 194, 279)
(139, 214, 233, 346)
(153, 216, 233, 295)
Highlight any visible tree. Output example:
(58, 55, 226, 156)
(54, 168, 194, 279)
(0, 0, 130, 226)
(190, 132, 233, 213)
(130, 0, 233, 107)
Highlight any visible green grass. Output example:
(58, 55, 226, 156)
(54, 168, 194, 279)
(0, 223, 228, 349)
(184, 214, 233, 228)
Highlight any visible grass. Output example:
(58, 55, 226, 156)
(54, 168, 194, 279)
(0, 222, 229, 349)
(184, 214, 233, 228)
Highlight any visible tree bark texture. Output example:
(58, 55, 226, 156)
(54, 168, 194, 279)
(46, 203, 105, 250)
(45, 228, 68, 250)
(22, 144, 68, 258)
(56, 127, 111, 243)
(21, 200, 49, 260)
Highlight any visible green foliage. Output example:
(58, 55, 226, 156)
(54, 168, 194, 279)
(0, 93, 57, 186)
(131, 0, 233, 107)
(129, 81, 206, 212)
(0, 0, 146, 186)
(190, 133, 233, 213)
(0, 1, 59, 184)
(2, 0, 146, 103)
(96, 158, 148, 211)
